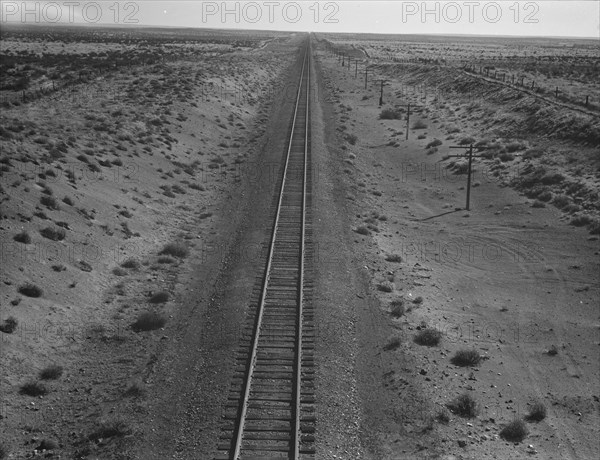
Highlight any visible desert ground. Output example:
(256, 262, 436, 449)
(1, 26, 599, 460)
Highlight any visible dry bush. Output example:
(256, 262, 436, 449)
(158, 256, 176, 264)
(121, 258, 141, 269)
(537, 190, 553, 202)
(414, 328, 442, 346)
(88, 419, 131, 441)
(0, 442, 8, 459)
(124, 381, 146, 398)
(385, 254, 402, 262)
(40, 226, 65, 241)
(377, 282, 394, 293)
(159, 242, 189, 258)
(505, 141, 527, 152)
(446, 393, 478, 418)
(436, 408, 451, 423)
(451, 349, 481, 367)
(132, 311, 166, 332)
(13, 230, 31, 244)
(499, 152, 515, 162)
(379, 108, 402, 120)
(523, 148, 544, 159)
(36, 439, 58, 451)
(112, 267, 128, 276)
(40, 195, 59, 210)
(531, 200, 546, 208)
(570, 214, 592, 227)
(552, 195, 570, 208)
(149, 291, 169, 303)
(452, 161, 469, 174)
(0, 316, 18, 334)
(426, 139, 442, 148)
(39, 364, 63, 380)
(20, 380, 48, 396)
(345, 133, 358, 145)
(390, 299, 405, 318)
(412, 120, 428, 130)
(500, 418, 528, 442)
(526, 401, 547, 422)
(383, 335, 402, 350)
(527, 401, 546, 422)
(18, 283, 43, 298)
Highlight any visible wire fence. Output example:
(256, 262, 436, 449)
(0, 51, 232, 106)
(322, 41, 599, 113)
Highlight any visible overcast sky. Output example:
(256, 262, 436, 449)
(1, 1, 599, 38)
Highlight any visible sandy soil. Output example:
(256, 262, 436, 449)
(2, 30, 599, 460)
(0, 31, 299, 459)
(314, 40, 599, 459)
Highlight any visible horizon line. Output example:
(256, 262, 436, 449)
(1, 21, 598, 41)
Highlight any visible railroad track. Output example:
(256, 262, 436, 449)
(216, 40, 315, 460)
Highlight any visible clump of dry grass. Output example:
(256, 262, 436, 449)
(383, 335, 402, 351)
(446, 393, 478, 418)
(149, 291, 169, 304)
(88, 419, 131, 441)
(112, 267, 127, 276)
(13, 230, 31, 244)
(436, 408, 451, 424)
(40, 195, 59, 210)
(377, 282, 394, 293)
(36, 439, 58, 451)
(385, 254, 402, 262)
(39, 364, 63, 380)
(379, 108, 402, 120)
(124, 381, 146, 398)
(414, 328, 442, 346)
(20, 380, 48, 396)
(18, 283, 43, 298)
(390, 299, 405, 318)
(500, 418, 528, 442)
(526, 401, 547, 422)
(40, 226, 65, 241)
(159, 242, 189, 258)
(450, 349, 482, 367)
(0, 442, 9, 459)
(121, 258, 141, 270)
(0, 316, 18, 334)
(132, 311, 167, 332)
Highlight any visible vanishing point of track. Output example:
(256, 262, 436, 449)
(216, 40, 315, 459)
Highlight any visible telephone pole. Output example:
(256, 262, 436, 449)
(447, 144, 485, 211)
(364, 65, 373, 90)
(395, 103, 422, 140)
(378, 80, 386, 106)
